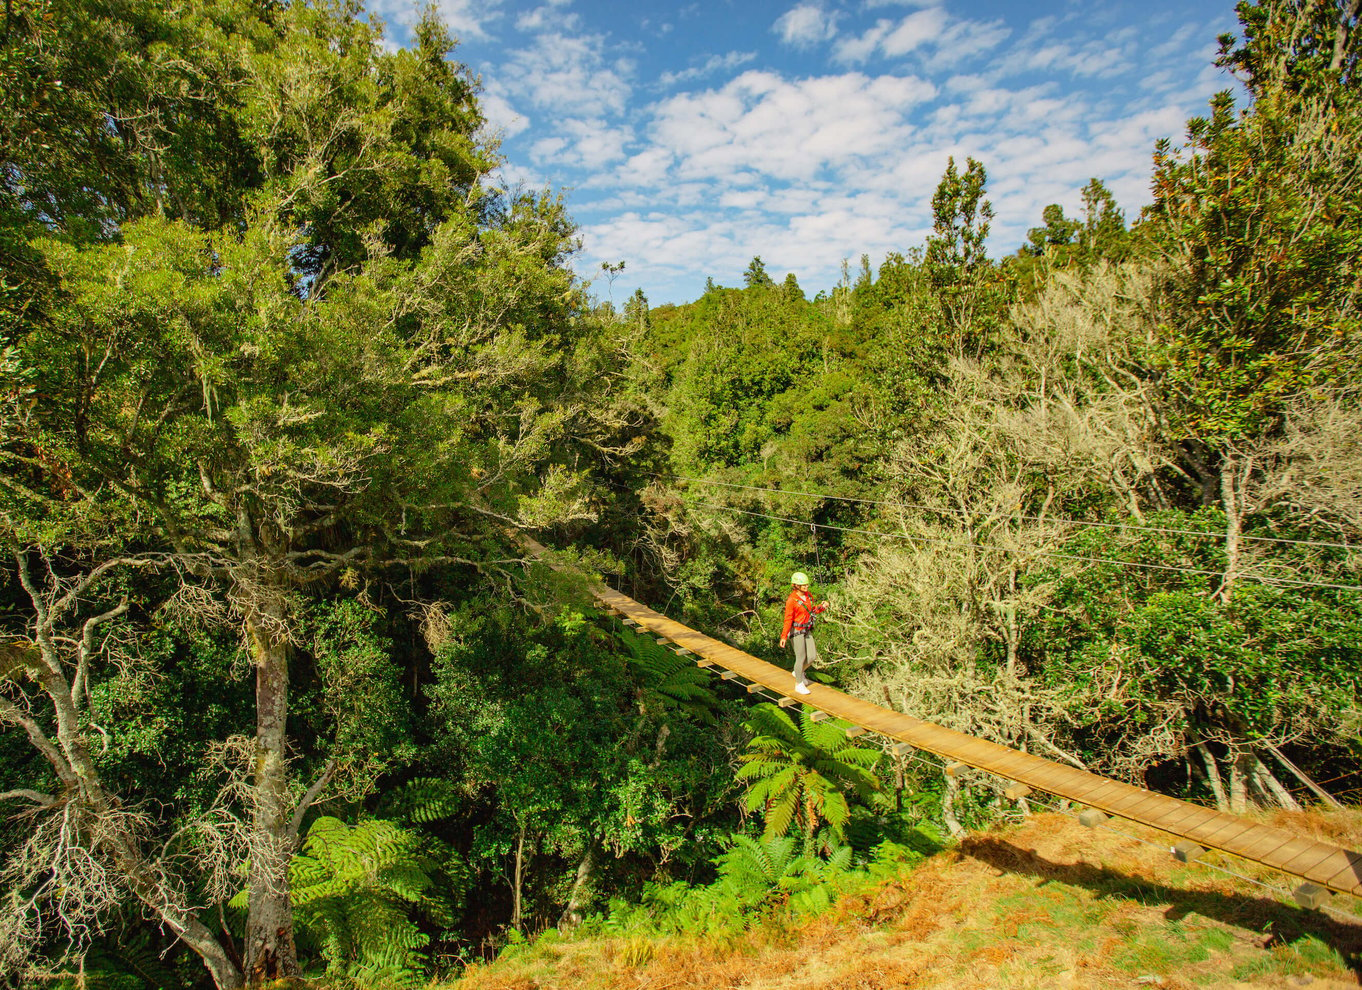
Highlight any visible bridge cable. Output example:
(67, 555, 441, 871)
(684, 499, 1362, 593)
(669, 475, 1359, 552)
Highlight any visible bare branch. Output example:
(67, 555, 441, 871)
(0, 696, 78, 791)
(0, 789, 57, 808)
(289, 761, 336, 851)
(72, 603, 129, 717)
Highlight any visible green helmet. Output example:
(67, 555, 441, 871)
(791, 572, 810, 586)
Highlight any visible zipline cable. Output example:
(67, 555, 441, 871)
(685, 498, 1362, 593)
(670, 475, 1359, 553)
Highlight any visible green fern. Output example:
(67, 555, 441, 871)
(53, 931, 176, 990)
(377, 776, 462, 824)
(618, 626, 720, 721)
(231, 816, 448, 986)
(716, 833, 804, 900)
(736, 703, 880, 852)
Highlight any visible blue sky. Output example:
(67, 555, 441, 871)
(366, 0, 1240, 305)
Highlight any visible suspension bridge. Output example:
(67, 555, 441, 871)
(524, 536, 1362, 910)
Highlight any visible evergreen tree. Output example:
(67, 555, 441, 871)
(925, 156, 1003, 357)
(1079, 178, 1129, 261)
(743, 255, 775, 288)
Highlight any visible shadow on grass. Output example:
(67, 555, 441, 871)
(960, 835, 1362, 976)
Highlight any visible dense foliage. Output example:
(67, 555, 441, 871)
(2, 0, 1360, 987)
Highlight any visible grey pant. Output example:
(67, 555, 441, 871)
(791, 632, 818, 685)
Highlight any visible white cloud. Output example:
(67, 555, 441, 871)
(833, 7, 1007, 66)
(478, 87, 530, 140)
(773, 2, 840, 48)
(833, 19, 893, 63)
(500, 29, 634, 118)
(647, 71, 937, 184)
(658, 51, 758, 87)
(530, 119, 633, 170)
(515, 3, 579, 32)
(880, 7, 948, 55)
(367, 0, 505, 42)
(920, 18, 1011, 69)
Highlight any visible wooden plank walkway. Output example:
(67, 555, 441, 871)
(525, 538, 1362, 900)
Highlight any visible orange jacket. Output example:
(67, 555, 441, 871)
(782, 588, 826, 639)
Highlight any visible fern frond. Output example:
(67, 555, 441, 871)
(821, 789, 850, 830)
(379, 776, 462, 824)
(619, 628, 720, 720)
(763, 790, 798, 838)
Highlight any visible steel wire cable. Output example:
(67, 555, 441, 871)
(670, 474, 1359, 552)
(684, 498, 1362, 593)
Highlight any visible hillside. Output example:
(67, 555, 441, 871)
(451, 811, 1362, 990)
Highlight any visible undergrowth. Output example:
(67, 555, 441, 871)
(447, 811, 1362, 990)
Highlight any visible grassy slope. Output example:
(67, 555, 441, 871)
(448, 810, 1362, 990)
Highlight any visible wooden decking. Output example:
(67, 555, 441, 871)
(527, 538, 1362, 901)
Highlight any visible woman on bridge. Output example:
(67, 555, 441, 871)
(779, 572, 827, 696)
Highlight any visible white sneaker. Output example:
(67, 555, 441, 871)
(795, 682, 811, 695)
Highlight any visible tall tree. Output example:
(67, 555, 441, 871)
(743, 255, 775, 288)
(1149, 0, 1362, 452)
(925, 156, 1002, 358)
(1078, 178, 1129, 262)
(1147, 0, 1362, 603)
(0, 3, 613, 985)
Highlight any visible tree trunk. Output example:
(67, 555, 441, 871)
(1263, 742, 1345, 810)
(557, 840, 598, 931)
(1219, 456, 1247, 604)
(243, 605, 299, 982)
(1228, 745, 1252, 815)
(16, 569, 246, 989)
(1195, 742, 1229, 811)
(511, 824, 527, 933)
(1003, 567, 1019, 679)
(1332, 0, 1361, 72)
(1250, 753, 1301, 811)
(941, 771, 965, 838)
(120, 861, 244, 989)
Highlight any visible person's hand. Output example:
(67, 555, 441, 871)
(779, 637, 787, 648)
(819, 600, 829, 609)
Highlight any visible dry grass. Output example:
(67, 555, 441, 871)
(445, 809, 1362, 990)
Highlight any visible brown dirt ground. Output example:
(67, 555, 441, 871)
(447, 810, 1362, 990)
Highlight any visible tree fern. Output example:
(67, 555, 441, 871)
(377, 776, 463, 824)
(737, 703, 881, 852)
(617, 626, 719, 721)
(232, 816, 452, 986)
